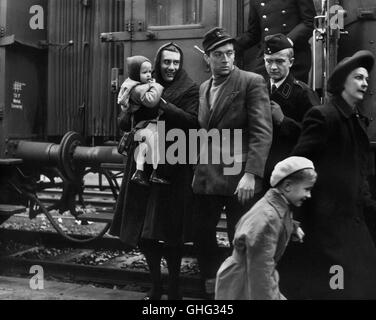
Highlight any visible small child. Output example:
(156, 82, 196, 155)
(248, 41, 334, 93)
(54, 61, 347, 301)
(118, 55, 170, 187)
(215, 156, 317, 300)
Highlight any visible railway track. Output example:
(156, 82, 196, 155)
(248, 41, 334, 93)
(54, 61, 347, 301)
(0, 184, 231, 299)
(37, 188, 229, 231)
(0, 188, 309, 300)
(0, 229, 230, 299)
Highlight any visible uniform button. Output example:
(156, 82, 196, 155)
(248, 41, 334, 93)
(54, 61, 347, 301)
(263, 15, 267, 19)
(265, 28, 269, 32)
(261, 2, 265, 6)
(283, 23, 287, 28)
(282, 10, 287, 14)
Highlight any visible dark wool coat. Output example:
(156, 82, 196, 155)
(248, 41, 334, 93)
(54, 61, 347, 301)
(109, 44, 199, 247)
(264, 73, 320, 180)
(192, 66, 273, 196)
(236, 0, 316, 82)
(290, 95, 376, 299)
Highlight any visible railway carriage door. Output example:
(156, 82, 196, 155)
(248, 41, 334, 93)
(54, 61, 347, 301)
(102, 0, 219, 85)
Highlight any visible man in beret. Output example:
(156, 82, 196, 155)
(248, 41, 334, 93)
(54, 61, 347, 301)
(192, 27, 273, 298)
(263, 33, 319, 189)
(291, 50, 376, 299)
(236, 0, 316, 83)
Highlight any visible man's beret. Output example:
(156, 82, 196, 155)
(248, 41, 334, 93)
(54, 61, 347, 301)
(327, 50, 375, 94)
(264, 33, 293, 55)
(202, 27, 235, 53)
(270, 156, 315, 187)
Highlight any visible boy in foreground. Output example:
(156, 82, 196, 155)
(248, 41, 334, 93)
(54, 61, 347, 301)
(215, 156, 317, 300)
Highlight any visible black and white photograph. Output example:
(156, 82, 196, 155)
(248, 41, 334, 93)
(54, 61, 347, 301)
(1, 0, 376, 306)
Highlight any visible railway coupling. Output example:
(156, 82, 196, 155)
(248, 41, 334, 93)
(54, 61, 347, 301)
(0, 132, 125, 242)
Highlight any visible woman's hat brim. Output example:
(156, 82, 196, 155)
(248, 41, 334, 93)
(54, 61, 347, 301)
(327, 50, 375, 94)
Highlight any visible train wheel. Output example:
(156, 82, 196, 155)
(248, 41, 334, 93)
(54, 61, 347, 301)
(32, 167, 120, 243)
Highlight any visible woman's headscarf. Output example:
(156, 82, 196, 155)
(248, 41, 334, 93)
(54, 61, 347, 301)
(153, 42, 184, 87)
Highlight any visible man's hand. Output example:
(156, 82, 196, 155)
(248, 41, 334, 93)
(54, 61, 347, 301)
(159, 97, 168, 110)
(270, 100, 284, 125)
(292, 227, 305, 243)
(234, 173, 256, 205)
(117, 86, 128, 105)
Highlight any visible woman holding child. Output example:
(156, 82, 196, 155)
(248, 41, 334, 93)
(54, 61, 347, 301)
(110, 43, 199, 300)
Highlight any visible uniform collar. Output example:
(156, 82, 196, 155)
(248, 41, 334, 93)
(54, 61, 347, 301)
(269, 72, 294, 98)
(270, 74, 288, 89)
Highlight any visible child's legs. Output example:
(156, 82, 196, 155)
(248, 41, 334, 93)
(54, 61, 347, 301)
(134, 142, 148, 171)
(143, 123, 160, 170)
(134, 128, 151, 171)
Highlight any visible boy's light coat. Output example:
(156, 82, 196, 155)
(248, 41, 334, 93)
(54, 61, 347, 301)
(215, 188, 293, 300)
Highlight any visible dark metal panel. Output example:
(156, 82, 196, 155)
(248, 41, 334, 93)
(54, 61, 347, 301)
(89, 0, 125, 138)
(0, 0, 47, 46)
(0, 0, 47, 153)
(47, 0, 124, 139)
(47, 0, 93, 137)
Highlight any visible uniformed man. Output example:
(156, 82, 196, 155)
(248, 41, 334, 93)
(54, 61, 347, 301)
(261, 33, 320, 298)
(263, 33, 320, 186)
(236, 0, 317, 83)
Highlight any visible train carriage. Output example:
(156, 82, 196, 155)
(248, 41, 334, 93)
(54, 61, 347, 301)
(0, 0, 375, 243)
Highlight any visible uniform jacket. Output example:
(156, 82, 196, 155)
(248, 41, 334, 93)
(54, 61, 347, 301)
(236, 0, 316, 82)
(265, 72, 319, 179)
(192, 66, 273, 196)
(291, 95, 376, 299)
(215, 189, 293, 300)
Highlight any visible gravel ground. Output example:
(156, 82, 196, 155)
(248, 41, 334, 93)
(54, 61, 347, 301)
(0, 208, 109, 236)
(0, 204, 228, 277)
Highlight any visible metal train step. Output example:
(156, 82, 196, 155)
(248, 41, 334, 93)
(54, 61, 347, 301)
(38, 195, 116, 207)
(76, 211, 228, 233)
(0, 205, 27, 216)
(41, 188, 114, 197)
(38, 190, 229, 232)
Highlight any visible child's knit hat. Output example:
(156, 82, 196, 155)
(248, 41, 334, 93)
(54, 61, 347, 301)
(126, 55, 151, 82)
(270, 156, 315, 187)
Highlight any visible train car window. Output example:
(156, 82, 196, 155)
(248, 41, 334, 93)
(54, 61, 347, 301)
(146, 0, 202, 26)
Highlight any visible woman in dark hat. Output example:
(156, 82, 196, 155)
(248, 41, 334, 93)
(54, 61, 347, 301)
(110, 43, 199, 300)
(290, 50, 376, 299)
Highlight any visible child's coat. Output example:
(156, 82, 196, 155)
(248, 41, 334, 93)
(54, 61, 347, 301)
(215, 189, 294, 300)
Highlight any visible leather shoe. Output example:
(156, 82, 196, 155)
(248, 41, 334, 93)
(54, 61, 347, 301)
(143, 290, 162, 300)
(131, 170, 150, 187)
(150, 171, 171, 185)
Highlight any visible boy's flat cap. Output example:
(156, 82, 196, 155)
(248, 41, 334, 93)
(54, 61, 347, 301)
(270, 156, 315, 187)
